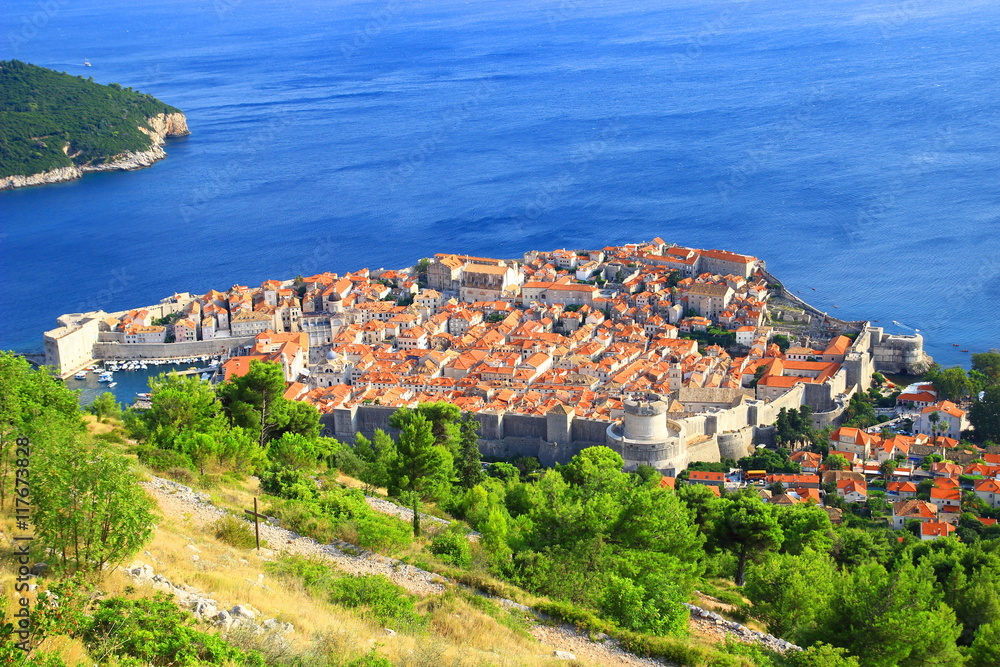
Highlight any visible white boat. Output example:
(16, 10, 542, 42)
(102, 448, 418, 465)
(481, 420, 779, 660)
(108, 382, 117, 388)
(140, 363, 148, 369)
(99, 372, 114, 382)
(74, 371, 87, 379)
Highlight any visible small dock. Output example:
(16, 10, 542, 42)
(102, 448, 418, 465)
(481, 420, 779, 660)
(166, 367, 214, 376)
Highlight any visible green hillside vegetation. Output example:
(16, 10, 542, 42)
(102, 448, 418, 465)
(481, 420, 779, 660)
(0, 60, 182, 177)
(4, 351, 1000, 667)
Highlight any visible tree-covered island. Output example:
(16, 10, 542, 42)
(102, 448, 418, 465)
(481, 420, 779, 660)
(0, 60, 189, 189)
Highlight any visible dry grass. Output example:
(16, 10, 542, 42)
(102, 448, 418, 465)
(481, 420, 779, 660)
(82, 414, 116, 434)
(29, 419, 694, 666)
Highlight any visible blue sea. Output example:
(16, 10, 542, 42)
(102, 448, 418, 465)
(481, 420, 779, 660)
(2, 0, 998, 391)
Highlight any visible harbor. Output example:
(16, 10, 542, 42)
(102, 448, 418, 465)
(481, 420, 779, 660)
(68, 356, 221, 407)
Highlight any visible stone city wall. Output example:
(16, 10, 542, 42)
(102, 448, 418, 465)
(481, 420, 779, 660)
(93, 336, 256, 360)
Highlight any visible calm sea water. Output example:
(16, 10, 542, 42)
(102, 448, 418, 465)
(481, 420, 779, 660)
(2, 0, 998, 383)
(69, 362, 213, 406)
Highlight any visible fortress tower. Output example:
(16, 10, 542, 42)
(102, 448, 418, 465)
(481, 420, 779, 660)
(606, 393, 687, 474)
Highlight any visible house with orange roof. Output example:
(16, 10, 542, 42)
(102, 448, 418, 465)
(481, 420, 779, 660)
(929, 486, 962, 514)
(891, 499, 938, 529)
(887, 481, 918, 499)
(829, 427, 881, 459)
(914, 401, 969, 440)
(920, 521, 956, 540)
(687, 471, 726, 488)
(789, 449, 823, 473)
(929, 461, 963, 478)
(767, 472, 821, 489)
(123, 325, 167, 344)
(974, 479, 1000, 508)
(837, 479, 868, 503)
(173, 318, 198, 343)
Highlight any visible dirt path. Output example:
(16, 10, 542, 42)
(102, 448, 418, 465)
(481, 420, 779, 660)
(143, 476, 674, 666)
(143, 477, 445, 595)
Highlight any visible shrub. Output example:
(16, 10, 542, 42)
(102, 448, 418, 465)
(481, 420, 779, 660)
(429, 528, 472, 567)
(212, 514, 259, 549)
(328, 443, 367, 477)
(259, 466, 318, 500)
(344, 650, 393, 667)
(602, 575, 688, 637)
(352, 515, 412, 553)
(82, 595, 264, 666)
(93, 431, 127, 445)
(164, 466, 196, 485)
(136, 446, 195, 473)
(328, 574, 424, 630)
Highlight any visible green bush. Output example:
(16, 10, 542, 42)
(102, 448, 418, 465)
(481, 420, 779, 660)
(429, 528, 472, 567)
(212, 514, 259, 550)
(328, 444, 367, 477)
(259, 466, 319, 500)
(602, 575, 688, 637)
(82, 595, 264, 666)
(136, 445, 195, 473)
(328, 574, 424, 630)
(266, 557, 424, 631)
(344, 650, 393, 667)
(352, 515, 412, 553)
(93, 430, 127, 445)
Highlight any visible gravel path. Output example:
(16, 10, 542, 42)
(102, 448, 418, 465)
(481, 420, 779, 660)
(141, 476, 696, 665)
(531, 625, 672, 667)
(143, 477, 445, 595)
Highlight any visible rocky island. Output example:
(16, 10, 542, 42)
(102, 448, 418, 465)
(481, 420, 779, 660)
(0, 60, 189, 190)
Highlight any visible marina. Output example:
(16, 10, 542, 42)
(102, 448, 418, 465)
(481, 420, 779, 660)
(71, 356, 221, 407)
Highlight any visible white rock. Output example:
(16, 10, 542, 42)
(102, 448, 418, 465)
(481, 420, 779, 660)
(384, 628, 396, 636)
(553, 651, 576, 660)
(231, 605, 256, 620)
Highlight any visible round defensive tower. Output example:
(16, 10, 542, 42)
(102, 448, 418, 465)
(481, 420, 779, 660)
(622, 395, 669, 442)
(606, 393, 685, 473)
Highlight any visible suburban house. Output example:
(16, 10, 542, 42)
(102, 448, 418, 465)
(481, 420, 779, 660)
(891, 499, 938, 530)
(913, 401, 969, 441)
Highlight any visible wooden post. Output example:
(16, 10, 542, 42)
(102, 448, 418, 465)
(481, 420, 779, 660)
(244, 497, 267, 550)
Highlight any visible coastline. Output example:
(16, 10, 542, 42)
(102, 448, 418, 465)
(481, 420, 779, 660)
(0, 111, 190, 191)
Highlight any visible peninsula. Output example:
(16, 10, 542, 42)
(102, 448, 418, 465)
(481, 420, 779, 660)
(0, 60, 189, 190)
(44, 239, 936, 474)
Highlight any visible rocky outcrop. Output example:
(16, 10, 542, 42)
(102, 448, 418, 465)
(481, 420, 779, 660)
(683, 602, 801, 653)
(124, 560, 294, 639)
(0, 165, 84, 189)
(0, 111, 190, 190)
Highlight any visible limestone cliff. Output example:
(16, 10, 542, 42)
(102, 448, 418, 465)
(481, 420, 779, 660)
(0, 112, 190, 190)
